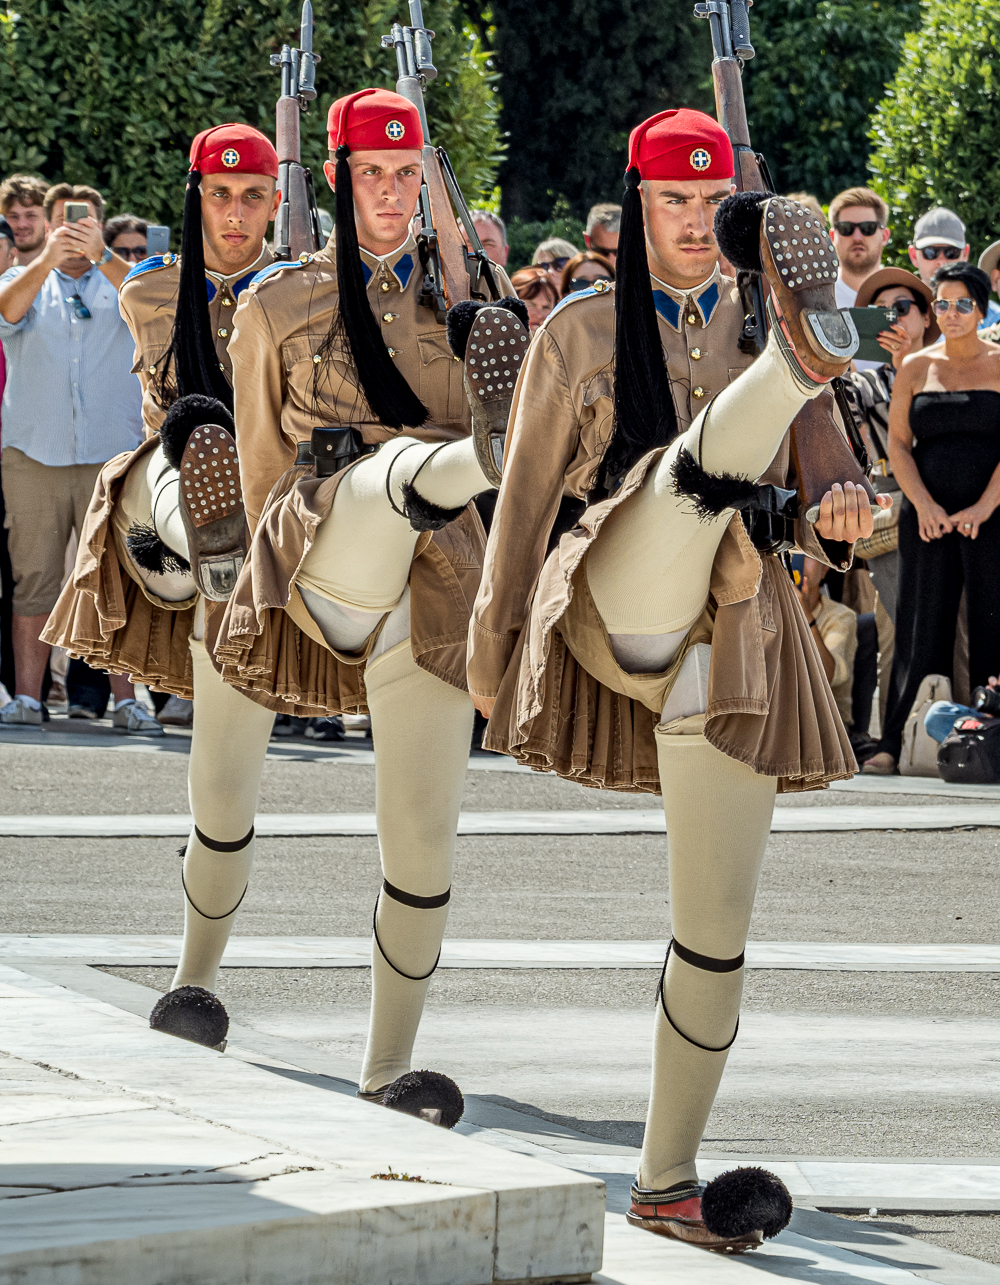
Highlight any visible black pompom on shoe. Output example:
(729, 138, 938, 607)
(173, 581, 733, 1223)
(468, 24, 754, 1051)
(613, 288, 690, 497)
(701, 1167, 793, 1242)
(714, 192, 775, 274)
(160, 394, 236, 469)
(149, 986, 229, 1051)
(125, 521, 191, 575)
(445, 300, 486, 360)
(382, 1070, 465, 1128)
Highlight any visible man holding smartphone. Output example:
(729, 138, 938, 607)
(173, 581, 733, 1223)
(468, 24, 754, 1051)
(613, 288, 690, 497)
(0, 183, 148, 728)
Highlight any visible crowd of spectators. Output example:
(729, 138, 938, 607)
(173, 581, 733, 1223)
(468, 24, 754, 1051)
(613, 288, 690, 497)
(3, 168, 999, 773)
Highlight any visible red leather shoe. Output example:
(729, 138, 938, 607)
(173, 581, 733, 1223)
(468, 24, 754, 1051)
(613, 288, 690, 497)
(626, 1183, 763, 1254)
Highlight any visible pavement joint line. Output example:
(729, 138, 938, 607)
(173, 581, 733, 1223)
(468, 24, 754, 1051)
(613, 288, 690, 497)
(4, 803, 1000, 837)
(6, 936, 1000, 971)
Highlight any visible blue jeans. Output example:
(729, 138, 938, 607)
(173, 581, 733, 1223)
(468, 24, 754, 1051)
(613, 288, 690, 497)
(924, 700, 976, 743)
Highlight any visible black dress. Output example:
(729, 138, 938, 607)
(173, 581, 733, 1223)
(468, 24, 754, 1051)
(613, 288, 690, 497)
(879, 390, 1000, 760)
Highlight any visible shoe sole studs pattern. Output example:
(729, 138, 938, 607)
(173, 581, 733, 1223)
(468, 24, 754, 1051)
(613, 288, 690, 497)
(465, 308, 530, 403)
(180, 427, 242, 530)
(765, 198, 839, 288)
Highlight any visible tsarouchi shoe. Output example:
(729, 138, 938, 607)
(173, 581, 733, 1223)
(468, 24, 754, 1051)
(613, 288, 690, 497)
(178, 423, 248, 602)
(357, 1070, 465, 1128)
(628, 1167, 792, 1255)
(150, 986, 229, 1051)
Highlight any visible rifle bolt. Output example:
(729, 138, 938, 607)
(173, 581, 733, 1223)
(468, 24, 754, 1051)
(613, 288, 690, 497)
(383, 313, 397, 323)
(690, 348, 702, 360)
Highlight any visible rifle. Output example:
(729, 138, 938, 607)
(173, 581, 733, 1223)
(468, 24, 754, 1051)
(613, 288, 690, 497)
(382, 0, 499, 320)
(271, 1, 324, 261)
(694, 0, 875, 537)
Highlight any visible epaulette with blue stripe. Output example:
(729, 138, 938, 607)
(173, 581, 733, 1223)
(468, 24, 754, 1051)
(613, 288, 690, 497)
(123, 253, 177, 285)
(250, 255, 314, 288)
(546, 280, 613, 321)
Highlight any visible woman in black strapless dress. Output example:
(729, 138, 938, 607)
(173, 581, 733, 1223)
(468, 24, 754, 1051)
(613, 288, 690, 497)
(865, 263, 1000, 773)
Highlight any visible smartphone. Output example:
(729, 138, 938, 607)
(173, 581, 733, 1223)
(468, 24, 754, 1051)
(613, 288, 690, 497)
(64, 201, 90, 224)
(146, 225, 170, 256)
(849, 305, 898, 364)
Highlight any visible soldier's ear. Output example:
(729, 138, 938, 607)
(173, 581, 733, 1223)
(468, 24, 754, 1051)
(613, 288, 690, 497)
(323, 159, 337, 194)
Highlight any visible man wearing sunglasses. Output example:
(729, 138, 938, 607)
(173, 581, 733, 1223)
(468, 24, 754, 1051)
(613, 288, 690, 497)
(828, 186, 891, 371)
(907, 207, 969, 287)
(0, 183, 144, 728)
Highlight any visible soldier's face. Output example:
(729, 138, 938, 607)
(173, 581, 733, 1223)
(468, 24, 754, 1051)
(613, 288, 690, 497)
(325, 150, 423, 254)
(641, 179, 734, 289)
(200, 173, 280, 272)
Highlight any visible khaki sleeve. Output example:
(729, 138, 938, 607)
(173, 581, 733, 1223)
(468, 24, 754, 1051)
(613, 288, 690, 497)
(467, 325, 581, 700)
(230, 290, 293, 531)
(118, 284, 160, 439)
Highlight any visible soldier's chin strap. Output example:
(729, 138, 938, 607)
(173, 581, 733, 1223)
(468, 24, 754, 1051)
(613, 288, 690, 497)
(657, 938, 743, 1052)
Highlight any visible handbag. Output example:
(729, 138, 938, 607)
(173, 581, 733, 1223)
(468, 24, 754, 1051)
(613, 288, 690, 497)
(899, 673, 952, 777)
(855, 490, 901, 560)
(938, 717, 1000, 785)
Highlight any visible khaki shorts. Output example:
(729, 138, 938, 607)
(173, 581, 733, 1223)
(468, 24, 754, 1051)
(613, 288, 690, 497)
(1, 447, 102, 616)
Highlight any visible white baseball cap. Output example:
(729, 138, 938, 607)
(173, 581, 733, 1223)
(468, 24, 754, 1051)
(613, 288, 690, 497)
(912, 207, 967, 250)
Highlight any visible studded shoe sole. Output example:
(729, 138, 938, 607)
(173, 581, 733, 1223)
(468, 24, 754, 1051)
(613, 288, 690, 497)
(463, 306, 531, 487)
(178, 424, 247, 602)
(759, 196, 858, 379)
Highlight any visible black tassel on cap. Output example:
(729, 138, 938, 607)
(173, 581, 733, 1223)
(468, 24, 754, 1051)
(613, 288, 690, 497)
(153, 172, 234, 414)
(599, 166, 678, 496)
(327, 144, 427, 430)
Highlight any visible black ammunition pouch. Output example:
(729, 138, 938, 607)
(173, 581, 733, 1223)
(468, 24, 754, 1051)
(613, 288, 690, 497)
(296, 427, 377, 477)
(742, 484, 798, 554)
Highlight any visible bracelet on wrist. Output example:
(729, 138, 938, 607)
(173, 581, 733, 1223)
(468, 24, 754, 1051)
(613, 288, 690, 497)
(89, 246, 113, 267)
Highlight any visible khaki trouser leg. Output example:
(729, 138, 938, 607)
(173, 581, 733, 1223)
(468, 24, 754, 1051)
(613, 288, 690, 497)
(637, 721, 776, 1190)
(170, 637, 275, 991)
(358, 642, 474, 1093)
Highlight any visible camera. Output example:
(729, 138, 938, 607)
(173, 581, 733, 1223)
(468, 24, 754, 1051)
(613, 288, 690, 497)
(972, 685, 1000, 716)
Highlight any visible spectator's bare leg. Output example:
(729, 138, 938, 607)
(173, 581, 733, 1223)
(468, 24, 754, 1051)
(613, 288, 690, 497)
(12, 613, 50, 700)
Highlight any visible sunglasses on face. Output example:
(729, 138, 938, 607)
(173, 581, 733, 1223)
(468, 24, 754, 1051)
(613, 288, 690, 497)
(887, 298, 920, 316)
(64, 293, 91, 320)
(919, 245, 962, 261)
(932, 297, 976, 315)
(834, 220, 882, 237)
(536, 257, 569, 272)
(569, 275, 612, 292)
(112, 244, 147, 261)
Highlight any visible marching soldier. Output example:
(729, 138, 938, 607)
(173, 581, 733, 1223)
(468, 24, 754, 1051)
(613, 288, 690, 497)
(43, 125, 284, 1047)
(203, 88, 520, 1121)
(468, 110, 889, 1248)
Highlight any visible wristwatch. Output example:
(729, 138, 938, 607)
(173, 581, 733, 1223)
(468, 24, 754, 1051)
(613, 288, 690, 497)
(89, 246, 113, 267)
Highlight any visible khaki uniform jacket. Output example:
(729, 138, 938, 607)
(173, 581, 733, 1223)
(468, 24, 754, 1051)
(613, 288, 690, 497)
(213, 235, 514, 715)
(41, 248, 272, 693)
(469, 271, 855, 792)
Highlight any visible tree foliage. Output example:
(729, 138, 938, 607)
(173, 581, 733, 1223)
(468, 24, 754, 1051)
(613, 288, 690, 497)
(488, 0, 712, 222)
(742, 0, 919, 201)
(868, 0, 1000, 261)
(0, 0, 502, 232)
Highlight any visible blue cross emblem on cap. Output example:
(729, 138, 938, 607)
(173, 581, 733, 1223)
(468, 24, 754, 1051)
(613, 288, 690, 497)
(222, 148, 240, 168)
(689, 148, 711, 172)
(385, 120, 405, 141)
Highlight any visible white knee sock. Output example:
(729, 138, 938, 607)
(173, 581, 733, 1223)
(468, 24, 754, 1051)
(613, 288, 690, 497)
(170, 637, 275, 992)
(586, 330, 821, 638)
(116, 446, 195, 602)
(296, 436, 490, 612)
(358, 641, 474, 1092)
(637, 724, 776, 1191)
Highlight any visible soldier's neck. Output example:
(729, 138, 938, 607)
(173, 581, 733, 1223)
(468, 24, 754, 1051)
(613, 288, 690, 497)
(357, 234, 410, 262)
(202, 240, 268, 281)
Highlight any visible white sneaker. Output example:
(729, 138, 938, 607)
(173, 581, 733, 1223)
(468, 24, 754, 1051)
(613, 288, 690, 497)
(157, 695, 193, 726)
(0, 696, 43, 726)
(113, 700, 165, 737)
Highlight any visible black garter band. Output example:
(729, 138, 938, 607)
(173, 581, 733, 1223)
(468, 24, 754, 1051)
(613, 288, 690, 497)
(180, 825, 254, 920)
(372, 880, 452, 980)
(658, 938, 742, 1052)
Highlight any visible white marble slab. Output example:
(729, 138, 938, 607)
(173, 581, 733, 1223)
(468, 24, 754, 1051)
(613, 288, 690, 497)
(3, 803, 1000, 836)
(4, 934, 1000, 971)
(0, 966, 604, 1283)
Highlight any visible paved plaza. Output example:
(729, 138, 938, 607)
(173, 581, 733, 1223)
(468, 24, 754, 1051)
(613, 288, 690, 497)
(2, 715, 1000, 1281)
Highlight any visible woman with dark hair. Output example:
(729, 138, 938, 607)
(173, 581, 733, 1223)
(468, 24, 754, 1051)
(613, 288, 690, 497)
(510, 266, 559, 331)
(863, 263, 1000, 774)
(558, 250, 615, 297)
(103, 213, 148, 263)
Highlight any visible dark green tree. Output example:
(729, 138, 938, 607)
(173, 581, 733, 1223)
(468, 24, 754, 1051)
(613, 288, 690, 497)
(0, 0, 502, 231)
(743, 0, 920, 201)
(868, 0, 1000, 260)
(489, 0, 712, 222)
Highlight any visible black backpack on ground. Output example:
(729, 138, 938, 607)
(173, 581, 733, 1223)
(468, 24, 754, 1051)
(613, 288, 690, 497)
(937, 717, 1000, 784)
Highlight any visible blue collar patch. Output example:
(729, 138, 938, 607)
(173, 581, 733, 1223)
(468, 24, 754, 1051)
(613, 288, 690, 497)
(361, 261, 373, 286)
(394, 252, 414, 290)
(696, 281, 720, 325)
(652, 290, 681, 329)
(205, 278, 217, 303)
(652, 279, 720, 330)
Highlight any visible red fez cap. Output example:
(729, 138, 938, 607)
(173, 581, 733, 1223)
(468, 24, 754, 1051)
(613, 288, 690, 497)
(627, 109, 734, 182)
(189, 124, 279, 179)
(327, 88, 424, 152)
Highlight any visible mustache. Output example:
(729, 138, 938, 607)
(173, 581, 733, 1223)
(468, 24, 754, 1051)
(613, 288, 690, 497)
(676, 238, 716, 249)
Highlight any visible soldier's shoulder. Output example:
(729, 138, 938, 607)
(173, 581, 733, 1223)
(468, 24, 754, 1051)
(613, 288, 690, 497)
(247, 253, 330, 298)
(122, 253, 179, 287)
(541, 281, 615, 338)
(120, 254, 180, 303)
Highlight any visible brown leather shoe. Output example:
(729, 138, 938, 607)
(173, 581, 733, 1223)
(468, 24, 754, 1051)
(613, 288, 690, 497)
(759, 197, 858, 380)
(178, 423, 248, 602)
(626, 1184, 763, 1254)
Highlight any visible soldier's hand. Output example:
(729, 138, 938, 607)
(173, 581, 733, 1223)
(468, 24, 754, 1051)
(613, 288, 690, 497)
(472, 693, 495, 719)
(814, 482, 890, 543)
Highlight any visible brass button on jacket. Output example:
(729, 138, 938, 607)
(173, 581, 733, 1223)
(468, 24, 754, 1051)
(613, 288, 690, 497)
(690, 348, 702, 360)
